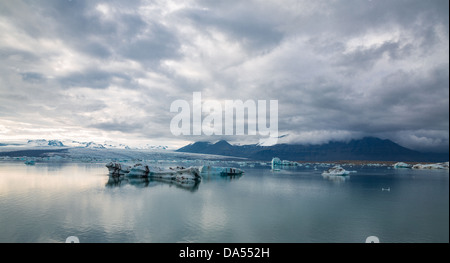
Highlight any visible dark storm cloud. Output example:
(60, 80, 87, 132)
(58, 70, 136, 89)
(89, 121, 144, 133)
(0, 48, 41, 63)
(80, 42, 112, 59)
(317, 0, 448, 36)
(120, 23, 181, 62)
(181, 4, 284, 51)
(20, 72, 46, 84)
(335, 41, 413, 72)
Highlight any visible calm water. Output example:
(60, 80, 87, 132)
(0, 161, 448, 243)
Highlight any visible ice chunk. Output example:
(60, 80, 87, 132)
(271, 157, 298, 169)
(109, 162, 202, 181)
(281, 160, 298, 166)
(127, 164, 150, 177)
(199, 165, 244, 176)
(150, 167, 202, 181)
(412, 162, 449, 170)
(393, 162, 412, 169)
(271, 157, 281, 170)
(322, 165, 351, 176)
(271, 157, 281, 165)
(106, 162, 132, 176)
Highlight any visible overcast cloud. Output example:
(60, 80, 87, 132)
(0, 0, 448, 152)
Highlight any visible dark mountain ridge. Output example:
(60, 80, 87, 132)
(176, 137, 449, 162)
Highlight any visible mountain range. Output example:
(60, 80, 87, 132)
(176, 137, 449, 162)
(1, 139, 168, 150)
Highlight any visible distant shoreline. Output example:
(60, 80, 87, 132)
(0, 149, 68, 157)
(296, 160, 444, 165)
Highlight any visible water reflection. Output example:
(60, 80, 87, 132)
(0, 162, 448, 243)
(202, 174, 243, 182)
(321, 174, 350, 183)
(105, 176, 201, 192)
(105, 172, 243, 192)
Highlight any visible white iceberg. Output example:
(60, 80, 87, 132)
(412, 162, 449, 170)
(281, 160, 299, 166)
(149, 166, 201, 182)
(272, 157, 281, 168)
(322, 165, 351, 176)
(114, 163, 202, 181)
(393, 162, 412, 169)
(127, 164, 150, 177)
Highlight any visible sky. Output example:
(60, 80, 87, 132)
(0, 0, 448, 152)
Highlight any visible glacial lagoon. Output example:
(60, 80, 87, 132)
(0, 160, 448, 243)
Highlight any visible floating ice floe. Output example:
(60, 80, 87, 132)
(107, 162, 202, 181)
(393, 162, 412, 169)
(106, 162, 132, 176)
(200, 165, 244, 176)
(271, 157, 298, 170)
(412, 162, 449, 170)
(271, 157, 281, 170)
(322, 165, 352, 176)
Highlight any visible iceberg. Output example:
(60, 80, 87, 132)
(322, 165, 351, 176)
(281, 160, 299, 166)
(393, 162, 412, 169)
(271, 157, 281, 168)
(199, 165, 244, 176)
(412, 162, 449, 170)
(106, 162, 132, 176)
(108, 162, 202, 181)
(271, 157, 298, 169)
(127, 164, 150, 177)
(149, 166, 201, 182)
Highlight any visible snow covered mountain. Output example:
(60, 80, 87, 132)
(27, 139, 65, 147)
(133, 144, 169, 150)
(20, 139, 168, 150)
